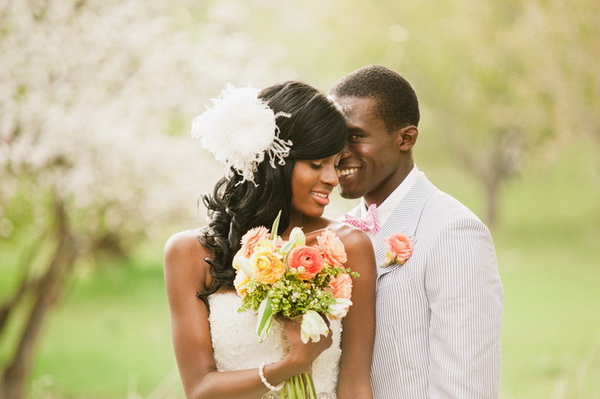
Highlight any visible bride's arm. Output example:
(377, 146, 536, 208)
(163, 230, 332, 399)
(336, 227, 377, 399)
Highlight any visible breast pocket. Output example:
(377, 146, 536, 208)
(377, 272, 414, 313)
(376, 271, 427, 333)
(377, 263, 413, 289)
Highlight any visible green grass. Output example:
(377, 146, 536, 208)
(5, 140, 600, 398)
(498, 240, 600, 398)
(495, 143, 600, 398)
(27, 257, 184, 399)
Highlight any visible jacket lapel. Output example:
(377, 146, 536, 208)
(373, 174, 437, 277)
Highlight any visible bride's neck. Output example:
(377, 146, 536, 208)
(282, 212, 326, 240)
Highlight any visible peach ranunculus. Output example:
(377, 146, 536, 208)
(328, 273, 353, 300)
(250, 242, 285, 284)
(384, 233, 413, 267)
(240, 226, 270, 258)
(287, 245, 324, 280)
(316, 229, 347, 267)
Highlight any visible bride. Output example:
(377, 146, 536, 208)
(164, 81, 376, 399)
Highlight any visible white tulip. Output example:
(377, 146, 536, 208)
(300, 310, 329, 344)
(327, 298, 353, 320)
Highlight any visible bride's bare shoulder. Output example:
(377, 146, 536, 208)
(164, 229, 211, 271)
(324, 219, 371, 249)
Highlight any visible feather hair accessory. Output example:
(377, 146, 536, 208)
(191, 84, 292, 185)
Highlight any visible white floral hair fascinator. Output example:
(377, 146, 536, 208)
(191, 84, 292, 185)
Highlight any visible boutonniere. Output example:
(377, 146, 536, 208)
(380, 233, 414, 268)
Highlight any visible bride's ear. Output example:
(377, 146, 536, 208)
(396, 125, 418, 152)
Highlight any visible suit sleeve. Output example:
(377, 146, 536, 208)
(425, 216, 503, 398)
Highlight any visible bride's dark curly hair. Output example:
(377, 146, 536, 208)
(197, 81, 347, 303)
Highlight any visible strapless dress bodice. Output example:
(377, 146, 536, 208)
(208, 292, 341, 398)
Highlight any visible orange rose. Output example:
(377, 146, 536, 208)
(328, 273, 352, 300)
(240, 226, 270, 257)
(316, 229, 347, 267)
(251, 245, 285, 284)
(384, 233, 413, 266)
(287, 245, 324, 280)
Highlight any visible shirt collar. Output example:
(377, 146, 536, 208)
(358, 164, 422, 233)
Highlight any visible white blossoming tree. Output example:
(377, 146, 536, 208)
(0, 1, 285, 397)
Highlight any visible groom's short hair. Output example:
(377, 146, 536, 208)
(330, 65, 420, 131)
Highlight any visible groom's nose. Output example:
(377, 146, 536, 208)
(337, 146, 353, 166)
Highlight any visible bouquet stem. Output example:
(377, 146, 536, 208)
(278, 320, 317, 398)
(281, 371, 316, 399)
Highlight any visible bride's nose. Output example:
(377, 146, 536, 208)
(322, 163, 339, 187)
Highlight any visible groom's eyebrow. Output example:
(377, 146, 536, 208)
(347, 126, 364, 134)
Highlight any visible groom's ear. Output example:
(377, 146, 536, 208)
(395, 125, 418, 152)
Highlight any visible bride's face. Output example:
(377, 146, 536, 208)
(290, 154, 341, 218)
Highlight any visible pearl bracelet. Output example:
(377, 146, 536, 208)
(259, 362, 284, 392)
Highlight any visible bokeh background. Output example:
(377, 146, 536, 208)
(1, 1, 599, 398)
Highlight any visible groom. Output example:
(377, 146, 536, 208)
(330, 65, 503, 398)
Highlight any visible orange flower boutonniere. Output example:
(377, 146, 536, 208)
(381, 233, 414, 268)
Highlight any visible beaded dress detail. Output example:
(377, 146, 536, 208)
(208, 292, 341, 398)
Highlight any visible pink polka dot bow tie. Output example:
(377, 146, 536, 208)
(342, 203, 380, 234)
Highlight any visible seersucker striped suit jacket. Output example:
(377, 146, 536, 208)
(350, 173, 503, 398)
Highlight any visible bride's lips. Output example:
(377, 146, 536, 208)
(311, 191, 331, 206)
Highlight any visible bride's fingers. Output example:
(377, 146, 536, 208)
(279, 315, 333, 348)
(278, 314, 333, 344)
(278, 316, 301, 333)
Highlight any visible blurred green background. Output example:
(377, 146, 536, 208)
(1, 1, 599, 398)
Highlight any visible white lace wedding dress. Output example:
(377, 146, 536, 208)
(208, 292, 342, 398)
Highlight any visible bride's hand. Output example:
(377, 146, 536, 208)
(278, 315, 333, 373)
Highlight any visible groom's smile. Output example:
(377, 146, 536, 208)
(337, 167, 360, 177)
(336, 150, 365, 199)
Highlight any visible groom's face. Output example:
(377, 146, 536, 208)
(334, 96, 404, 205)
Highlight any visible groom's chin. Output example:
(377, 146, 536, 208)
(337, 185, 363, 200)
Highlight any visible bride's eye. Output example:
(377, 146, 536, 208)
(309, 162, 324, 170)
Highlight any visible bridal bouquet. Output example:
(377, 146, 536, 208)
(233, 213, 358, 398)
